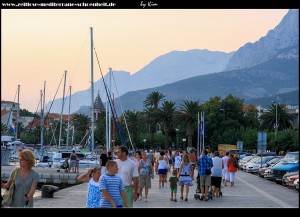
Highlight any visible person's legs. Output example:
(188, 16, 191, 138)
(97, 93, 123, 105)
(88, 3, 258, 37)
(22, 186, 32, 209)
(180, 185, 184, 199)
(185, 185, 189, 200)
(122, 186, 133, 207)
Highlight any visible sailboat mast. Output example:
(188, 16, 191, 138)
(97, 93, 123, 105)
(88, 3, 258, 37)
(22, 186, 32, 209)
(105, 89, 109, 151)
(108, 68, 112, 151)
(41, 81, 46, 147)
(15, 85, 20, 140)
(58, 70, 67, 147)
(67, 85, 72, 150)
(90, 27, 95, 152)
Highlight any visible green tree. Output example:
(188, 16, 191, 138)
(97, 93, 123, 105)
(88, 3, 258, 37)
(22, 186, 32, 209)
(259, 104, 297, 131)
(73, 114, 89, 145)
(244, 105, 260, 129)
(123, 110, 141, 146)
(180, 100, 201, 148)
(143, 91, 165, 108)
(144, 107, 159, 149)
(143, 91, 165, 148)
(159, 101, 176, 149)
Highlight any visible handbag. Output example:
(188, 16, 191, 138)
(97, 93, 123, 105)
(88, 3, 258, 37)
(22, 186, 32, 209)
(2, 167, 19, 207)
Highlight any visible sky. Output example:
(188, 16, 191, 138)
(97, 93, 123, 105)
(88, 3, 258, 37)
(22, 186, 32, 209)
(1, 9, 289, 113)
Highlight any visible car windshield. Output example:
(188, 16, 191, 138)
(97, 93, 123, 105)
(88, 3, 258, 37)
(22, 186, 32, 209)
(282, 152, 299, 163)
(242, 156, 253, 161)
(267, 157, 282, 165)
(251, 157, 261, 163)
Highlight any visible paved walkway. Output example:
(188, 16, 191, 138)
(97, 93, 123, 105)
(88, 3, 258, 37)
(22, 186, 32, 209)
(33, 169, 299, 208)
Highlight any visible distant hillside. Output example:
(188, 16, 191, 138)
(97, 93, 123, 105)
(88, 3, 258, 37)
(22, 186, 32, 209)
(245, 90, 299, 108)
(113, 58, 298, 114)
(46, 49, 233, 114)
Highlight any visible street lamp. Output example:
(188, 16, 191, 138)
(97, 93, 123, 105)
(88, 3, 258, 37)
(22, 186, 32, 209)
(143, 139, 146, 150)
(175, 128, 179, 149)
(272, 101, 278, 140)
(182, 138, 186, 151)
(220, 108, 225, 120)
(112, 140, 115, 149)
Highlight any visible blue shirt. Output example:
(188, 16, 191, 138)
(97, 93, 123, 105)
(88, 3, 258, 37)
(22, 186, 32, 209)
(198, 155, 213, 176)
(99, 174, 125, 208)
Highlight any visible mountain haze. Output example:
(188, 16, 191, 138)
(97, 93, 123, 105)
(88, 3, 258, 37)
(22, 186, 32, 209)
(113, 58, 298, 114)
(46, 49, 233, 114)
(225, 9, 299, 71)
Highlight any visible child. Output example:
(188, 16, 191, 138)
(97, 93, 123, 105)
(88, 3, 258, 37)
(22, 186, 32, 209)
(77, 167, 101, 208)
(169, 169, 179, 202)
(99, 160, 129, 208)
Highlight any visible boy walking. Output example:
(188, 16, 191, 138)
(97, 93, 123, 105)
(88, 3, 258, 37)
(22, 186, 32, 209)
(169, 170, 179, 202)
(99, 160, 129, 208)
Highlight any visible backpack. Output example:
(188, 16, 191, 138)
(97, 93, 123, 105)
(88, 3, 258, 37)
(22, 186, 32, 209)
(234, 158, 239, 168)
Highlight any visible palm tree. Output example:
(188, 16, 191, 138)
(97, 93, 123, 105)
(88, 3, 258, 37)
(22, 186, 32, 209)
(259, 104, 297, 131)
(144, 107, 158, 148)
(123, 110, 141, 146)
(143, 91, 165, 148)
(180, 100, 201, 148)
(159, 101, 176, 149)
(143, 91, 165, 108)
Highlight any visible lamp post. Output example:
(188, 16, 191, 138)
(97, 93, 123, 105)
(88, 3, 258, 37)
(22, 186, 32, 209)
(182, 138, 186, 151)
(175, 128, 179, 149)
(143, 139, 146, 151)
(112, 140, 115, 149)
(220, 108, 225, 120)
(272, 101, 278, 140)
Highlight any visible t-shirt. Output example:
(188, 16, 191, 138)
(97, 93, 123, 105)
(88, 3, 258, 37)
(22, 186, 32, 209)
(116, 159, 139, 186)
(11, 168, 39, 207)
(100, 153, 109, 166)
(169, 176, 178, 189)
(99, 174, 125, 208)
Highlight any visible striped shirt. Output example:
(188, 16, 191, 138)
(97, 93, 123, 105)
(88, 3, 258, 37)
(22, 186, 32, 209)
(99, 174, 125, 208)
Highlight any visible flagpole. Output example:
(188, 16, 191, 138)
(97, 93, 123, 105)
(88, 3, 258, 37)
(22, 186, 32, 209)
(202, 111, 205, 152)
(197, 112, 200, 157)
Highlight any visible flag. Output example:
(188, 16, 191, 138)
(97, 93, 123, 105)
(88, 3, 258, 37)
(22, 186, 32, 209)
(201, 113, 205, 136)
(10, 124, 15, 135)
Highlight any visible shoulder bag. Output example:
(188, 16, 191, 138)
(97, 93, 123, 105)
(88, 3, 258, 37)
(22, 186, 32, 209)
(2, 167, 19, 207)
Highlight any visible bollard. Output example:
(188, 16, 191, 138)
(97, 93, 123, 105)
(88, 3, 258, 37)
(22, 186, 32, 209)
(41, 185, 59, 198)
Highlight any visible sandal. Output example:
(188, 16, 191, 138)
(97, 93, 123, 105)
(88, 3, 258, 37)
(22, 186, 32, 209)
(185, 198, 188, 201)
(180, 196, 183, 200)
(174, 199, 177, 202)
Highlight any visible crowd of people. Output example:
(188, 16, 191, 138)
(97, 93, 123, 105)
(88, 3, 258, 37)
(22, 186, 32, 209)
(1, 147, 240, 208)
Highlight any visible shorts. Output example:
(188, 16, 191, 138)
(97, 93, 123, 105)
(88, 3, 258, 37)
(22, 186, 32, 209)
(200, 175, 211, 187)
(158, 169, 167, 175)
(122, 186, 133, 208)
(171, 188, 177, 193)
(211, 176, 222, 188)
(139, 174, 151, 188)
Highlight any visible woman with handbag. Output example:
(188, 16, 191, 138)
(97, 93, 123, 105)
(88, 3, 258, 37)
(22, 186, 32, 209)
(1, 149, 39, 207)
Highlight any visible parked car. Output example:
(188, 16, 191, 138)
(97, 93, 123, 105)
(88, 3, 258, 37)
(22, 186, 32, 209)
(293, 179, 299, 190)
(239, 156, 256, 170)
(246, 156, 277, 173)
(287, 174, 299, 188)
(281, 171, 299, 186)
(242, 157, 260, 171)
(270, 151, 299, 184)
(258, 156, 283, 177)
